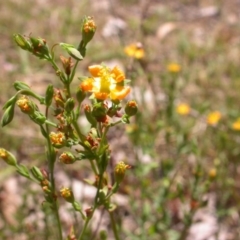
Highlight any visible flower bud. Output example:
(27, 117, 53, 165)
(13, 34, 32, 51)
(60, 187, 75, 203)
(92, 103, 107, 120)
(65, 98, 75, 112)
(0, 148, 17, 166)
(59, 152, 76, 164)
(31, 166, 44, 181)
(60, 43, 83, 61)
(30, 37, 50, 58)
(1, 105, 15, 127)
(2, 96, 17, 110)
(31, 111, 46, 125)
(76, 88, 86, 104)
(125, 100, 138, 116)
(45, 84, 54, 107)
(72, 201, 82, 212)
(114, 161, 131, 184)
(14, 81, 31, 91)
(84, 104, 97, 126)
(59, 55, 73, 76)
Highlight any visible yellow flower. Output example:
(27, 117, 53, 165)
(114, 161, 131, 183)
(17, 95, 32, 113)
(60, 187, 74, 202)
(80, 65, 130, 101)
(232, 118, 240, 131)
(124, 42, 145, 59)
(207, 111, 222, 126)
(49, 132, 66, 148)
(167, 63, 181, 73)
(176, 103, 190, 115)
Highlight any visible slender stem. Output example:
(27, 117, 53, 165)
(109, 211, 120, 240)
(90, 160, 98, 175)
(78, 218, 91, 240)
(45, 106, 63, 240)
(72, 120, 85, 143)
(69, 60, 79, 83)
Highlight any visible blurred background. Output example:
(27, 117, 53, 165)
(1, 0, 240, 239)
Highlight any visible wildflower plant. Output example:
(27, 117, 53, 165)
(0, 16, 137, 240)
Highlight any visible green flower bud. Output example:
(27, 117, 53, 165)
(65, 98, 75, 112)
(1, 105, 15, 127)
(125, 100, 138, 116)
(13, 34, 32, 51)
(31, 166, 44, 181)
(30, 37, 50, 58)
(92, 102, 107, 119)
(16, 164, 30, 178)
(72, 201, 82, 211)
(0, 148, 17, 166)
(13, 81, 31, 91)
(45, 84, 54, 107)
(60, 43, 83, 61)
(2, 96, 17, 110)
(84, 104, 97, 126)
(30, 111, 46, 125)
(76, 88, 86, 104)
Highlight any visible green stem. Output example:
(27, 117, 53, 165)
(69, 60, 79, 83)
(72, 120, 85, 143)
(109, 211, 120, 240)
(90, 160, 98, 175)
(78, 218, 91, 240)
(49, 58, 67, 83)
(45, 106, 63, 240)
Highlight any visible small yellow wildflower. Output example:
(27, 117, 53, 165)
(49, 132, 66, 148)
(167, 63, 181, 73)
(80, 65, 130, 101)
(60, 187, 74, 202)
(232, 118, 240, 131)
(59, 152, 76, 164)
(208, 168, 217, 180)
(16, 95, 32, 113)
(207, 111, 222, 126)
(82, 17, 96, 33)
(124, 42, 145, 59)
(176, 103, 191, 115)
(114, 161, 131, 183)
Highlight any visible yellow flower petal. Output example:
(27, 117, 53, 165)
(94, 92, 109, 100)
(88, 65, 102, 77)
(111, 66, 125, 82)
(80, 78, 93, 91)
(110, 86, 131, 100)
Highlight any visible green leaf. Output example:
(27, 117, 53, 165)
(60, 43, 83, 60)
